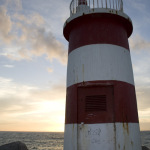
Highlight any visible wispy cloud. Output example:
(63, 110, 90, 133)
(139, 108, 150, 131)
(132, 53, 150, 111)
(47, 67, 53, 73)
(0, 6, 13, 43)
(136, 86, 150, 110)
(3, 0, 22, 11)
(0, 76, 65, 131)
(3, 64, 14, 68)
(0, 2, 67, 64)
(130, 35, 150, 51)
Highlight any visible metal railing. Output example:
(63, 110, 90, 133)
(70, 0, 123, 15)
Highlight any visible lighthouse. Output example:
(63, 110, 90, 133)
(63, 0, 142, 150)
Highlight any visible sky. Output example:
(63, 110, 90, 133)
(0, 0, 150, 132)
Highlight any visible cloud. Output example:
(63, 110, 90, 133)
(129, 0, 146, 12)
(129, 35, 150, 51)
(3, 0, 22, 11)
(136, 86, 150, 111)
(0, 76, 65, 104)
(0, 6, 13, 43)
(133, 54, 150, 111)
(130, 45, 150, 128)
(0, 77, 38, 118)
(30, 83, 66, 101)
(139, 108, 150, 131)
(0, 3, 67, 64)
(0, 77, 37, 95)
(3, 64, 14, 68)
(14, 12, 45, 27)
(129, 51, 150, 128)
(0, 76, 65, 131)
(47, 67, 53, 73)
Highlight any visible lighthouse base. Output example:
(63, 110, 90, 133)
(64, 123, 141, 150)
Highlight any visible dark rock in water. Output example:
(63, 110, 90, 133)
(0, 141, 28, 150)
(142, 146, 150, 150)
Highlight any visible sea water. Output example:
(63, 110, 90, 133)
(0, 132, 63, 150)
(0, 131, 149, 150)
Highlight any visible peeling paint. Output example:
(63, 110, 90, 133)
(113, 123, 117, 150)
(64, 0, 141, 148)
(67, 44, 134, 87)
(65, 123, 142, 150)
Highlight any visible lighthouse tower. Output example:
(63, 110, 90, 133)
(63, 0, 141, 150)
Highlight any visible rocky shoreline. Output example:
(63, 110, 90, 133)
(0, 142, 28, 150)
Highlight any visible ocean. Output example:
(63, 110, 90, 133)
(0, 131, 150, 150)
(0, 132, 64, 150)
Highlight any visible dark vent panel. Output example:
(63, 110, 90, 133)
(85, 95, 107, 111)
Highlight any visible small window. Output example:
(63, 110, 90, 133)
(85, 95, 107, 111)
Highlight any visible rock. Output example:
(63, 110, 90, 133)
(0, 141, 28, 150)
(142, 146, 150, 150)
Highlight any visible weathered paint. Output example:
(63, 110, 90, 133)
(64, 12, 133, 49)
(64, 124, 78, 150)
(65, 81, 139, 124)
(115, 123, 141, 150)
(67, 15, 130, 52)
(67, 44, 134, 87)
(63, 1, 141, 150)
(64, 123, 141, 150)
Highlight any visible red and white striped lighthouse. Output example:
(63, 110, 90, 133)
(63, 0, 142, 149)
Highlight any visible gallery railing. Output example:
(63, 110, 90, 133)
(70, 0, 123, 15)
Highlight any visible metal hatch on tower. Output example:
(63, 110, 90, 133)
(77, 85, 114, 124)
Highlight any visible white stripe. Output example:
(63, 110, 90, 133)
(64, 123, 141, 150)
(67, 44, 134, 87)
(64, 124, 78, 150)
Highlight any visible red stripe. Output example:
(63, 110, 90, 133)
(63, 13, 133, 53)
(65, 80, 139, 124)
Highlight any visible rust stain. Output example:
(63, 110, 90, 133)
(113, 123, 117, 150)
(123, 145, 125, 150)
(122, 107, 129, 134)
(82, 81, 85, 86)
(131, 140, 133, 146)
(126, 122, 129, 134)
(122, 122, 129, 134)
(118, 144, 120, 149)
